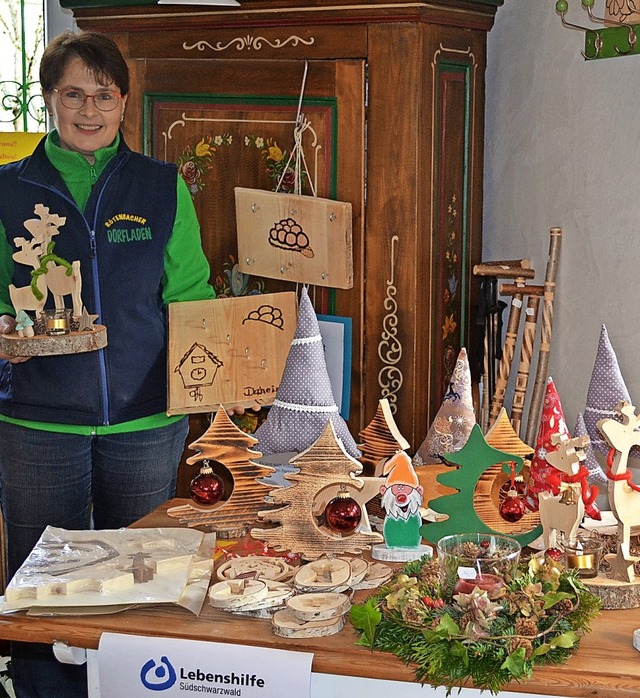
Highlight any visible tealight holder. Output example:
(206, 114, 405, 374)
(437, 532, 521, 600)
(563, 535, 604, 579)
(43, 309, 71, 336)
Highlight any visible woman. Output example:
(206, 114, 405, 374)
(0, 31, 215, 697)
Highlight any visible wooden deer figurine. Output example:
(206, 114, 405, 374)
(597, 401, 640, 583)
(538, 433, 589, 550)
(8, 237, 48, 318)
(38, 253, 83, 318)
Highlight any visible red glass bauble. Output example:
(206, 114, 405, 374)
(190, 463, 224, 506)
(324, 490, 361, 534)
(499, 490, 526, 523)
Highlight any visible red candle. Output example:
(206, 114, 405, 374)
(453, 572, 504, 598)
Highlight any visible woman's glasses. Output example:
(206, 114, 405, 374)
(53, 88, 122, 112)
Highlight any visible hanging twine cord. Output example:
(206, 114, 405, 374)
(275, 59, 316, 197)
(276, 117, 316, 197)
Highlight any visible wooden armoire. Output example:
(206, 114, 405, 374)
(64, 0, 503, 492)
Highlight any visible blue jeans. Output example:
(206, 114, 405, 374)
(0, 418, 189, 698)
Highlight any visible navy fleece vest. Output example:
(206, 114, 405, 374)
(0, 137, 177, 425)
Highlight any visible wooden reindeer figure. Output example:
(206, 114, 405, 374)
(538, 433, 590, 550)
(23, 203, 66, 247)
(10, 205, 84, 320)
(8, 237, 48, 318)
(38, 253, 83, 318)
(597, 401, 640, 583)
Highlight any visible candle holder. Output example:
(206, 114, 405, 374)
(43, 309, 71, 336)
(437, 532, 521, 600)
(563, 535, 604, 579)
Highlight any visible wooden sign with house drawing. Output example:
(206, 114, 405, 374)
(167, 292, 297, 414)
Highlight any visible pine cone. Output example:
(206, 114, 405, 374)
(401, 600, 425, 625)
(553, 598, 574, 615)
(515, 616, 538, 637)
(508, 637, 533, 660)
(457, 542, 480, 559)
(459, 611, 475, 633)
(419, 558, 440, 587)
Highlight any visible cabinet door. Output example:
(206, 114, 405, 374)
(140, 58, 364, 493)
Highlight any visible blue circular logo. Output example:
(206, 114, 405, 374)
(140, 656, 177, 691)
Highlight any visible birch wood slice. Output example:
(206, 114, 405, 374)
(286, 592, 351, 622)
(583, 573, 640, 609)
(0, 326, 107, 357)
(231, 580, 294, 612)
(351, 561, 394, 590)
(271, 608, 345, 638)
(208, 578, 268, 609)
(339, 556, 369, 586)
(216, 556, 293, 582)
(294, 558, 352, 591)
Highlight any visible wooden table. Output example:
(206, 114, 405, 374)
(1, 499, 639, 697)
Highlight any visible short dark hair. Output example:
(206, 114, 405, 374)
(40, 31, 129, 96)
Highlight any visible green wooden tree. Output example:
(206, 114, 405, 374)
(419, 424, 542, 547)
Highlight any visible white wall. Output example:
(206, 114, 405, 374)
(484, 0, 640, 433)
(46, 0, 76, 40)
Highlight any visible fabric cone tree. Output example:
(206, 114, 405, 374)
(413, 347, 475, 466)
(583, 324, 635, 458)
(254, 286, 360, 458)
(524, 377, 570, 511)
(526, 378, 600, 520)
(573, 412, 607, 486)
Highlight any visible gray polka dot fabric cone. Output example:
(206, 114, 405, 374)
(412, 347, 475, 466)
(583, 324, 633, 457)
(573, 412, 607, 485)
(254, 286, 360, 458)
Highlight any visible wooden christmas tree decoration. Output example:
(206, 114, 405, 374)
(485, 408, 534, 459)
(357, 397, 411, 522)
(251, 420, 383, 560)
(477, 408, 541, 536)
(420, 424, 542, 547)
(167, 406, 276, 536)
(357, 398, 410, 475)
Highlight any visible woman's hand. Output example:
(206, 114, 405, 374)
(226, 403, 263, 417)
(0, 315, 31, 363)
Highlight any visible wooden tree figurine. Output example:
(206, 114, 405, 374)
(357, 398, 410, 475)
(357, 397, 411, 522)
(251, 420, 383, 560)
(420, 424, 542, 547)
(472, 408, 541, 536)
(167, 406, 276, 536)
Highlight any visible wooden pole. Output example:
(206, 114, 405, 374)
(473, 262, 536, 279)
(511, 293, 541, 437)
(488, 277, 526, 427)
(524, 228, 562, 446)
